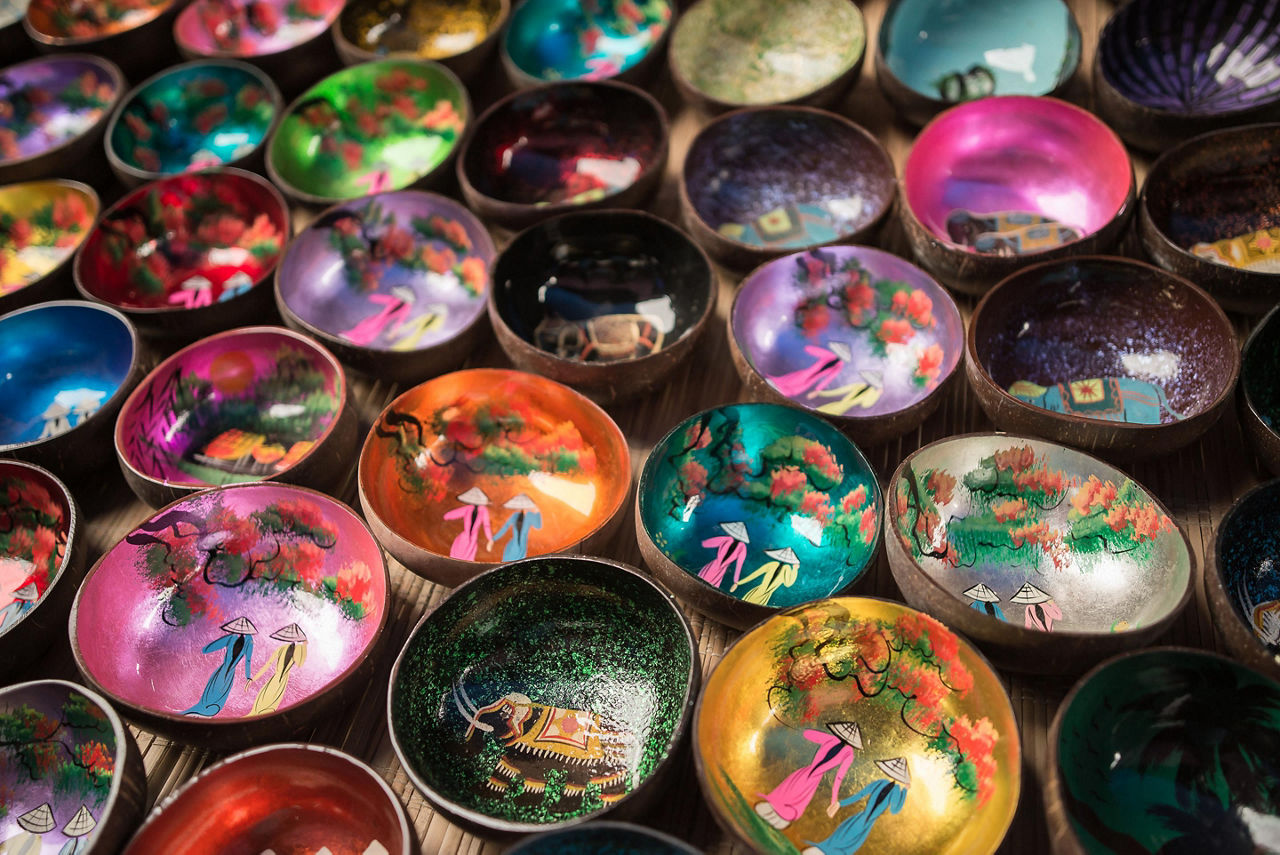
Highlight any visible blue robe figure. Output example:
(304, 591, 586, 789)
(493, 494, 541, 561)
(963, 583, 1006, 621)
(0, 581, 38, 631)
(57, 805, 96, 855)
(802, 758, 910, 855)
(182, 616, 257, 717)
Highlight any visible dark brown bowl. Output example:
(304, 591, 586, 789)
(24, 0, 182, 80)
(333, 0, 509, 82)
(1207, 479, 1280, 681)
(0, 179, 99, 314)
(966, 256, 1239, 459)
(1241, 303, 1280, 477)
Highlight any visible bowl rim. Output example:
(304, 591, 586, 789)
(1208, 476, 1280, 657)
(1241, 301, 1280, 443)
(385, 552, 700, 835)
(23, 0, 177, 45)
(0, 459, 80, 643)
(332, 0, 512, 65)
(505, 819, 701, 854)
(0, 177, 101, 300)
(498, 0, 672, 86)
(174, 0, 347, 60)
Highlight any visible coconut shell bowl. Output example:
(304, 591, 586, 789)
(457, 80, 668, 231)
(695, 597, 1020, 854)
(23, 0, 181, 80)
(901, 96, 1134, 295)
(679, 107, 895, 270)
(886, 433, 1193, 674)
(334, 0, 508, 80)
(0, 0, 30, 63)
(1241, 304, 1280, 477)
(276, 190, 495, 386)
(388, 555, 698, 835)
(114, 326, 356, 508)
(0, 179, 98, 313)
(636, 402, 882, 630)
(1048, 648, 1280, 855)
(1208, 481, 1280, 681)
(122, 744, 412, 855)
(966, 257, 1239, 459)
(70, 482, 389, 748)
(489, 209, 714, 403)
(507, 822, 700, 854)
(0, 680, 146, 855)
(730, 246, 964, 446)
(358, 368, 630, 586)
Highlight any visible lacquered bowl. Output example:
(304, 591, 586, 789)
(0, 179, 98, 313)
(875, 0, 1081, 127)
(267, 59, 470, 207)
(388, 555, 698, 835)
(1208, 481, 1280, 681)
(0, 680, 146, 855)
(679, 107, 895, 270)
(71, 482, 389, 748)
(122, 744, 412, 855)
(1048, 648, 1280, 854)
(636, 402, 882, 630)
(1096, 0, 1280, 153)
(104, 60, 282, 187)
(508, 822, 700, 855)
(1140, 124, 1280, 315)
(0, 54, 123, 185)
(668, 0, 865, 111)
(489, 209, 715, 403)
(901, 96, 1135, 294)
(695, 597, 1020, 854)
(457, 80, 668, 231)
(886, 433, 1193, 674)
(115, 325, 356, 508)
(1241, 304, 1280, 476)
(23, 0, 181, 79)
(334, 0, 509, 79)
(73, 169, 289, 342)
(966, 257, 1239, 458)
(730, 246, 964, 445)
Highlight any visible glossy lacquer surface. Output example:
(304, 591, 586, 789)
(0, 180, 96, 299)
(1217, 483, 1280, 665)
(0, 56, 119, 164)
(504, 0, 672, 82)
(0, 460, 71, 639)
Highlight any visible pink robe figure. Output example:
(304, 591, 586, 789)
(1025, 600, 1063, 632)
(443, 504, 492, 561)
(758, 729, 855, 823)
(342, 293, 410, 347)
(767, 345, 844, 398)
(697, 536, 748, 587)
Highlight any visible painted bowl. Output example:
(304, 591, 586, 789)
(1096, 0, 1280, 152)
(0, 680, 146, 855)
(1140, 123, 1280, 315)
(0, 301, 141, 480)
(636, 402, 882, 630)
(1241, 304, 1280, 477)
(267, 59, 469, 207)
(901, 96, 1135, 295)
(488, 209, 715, 403)
(668, 0, 866, 111)
(966, 256, 1240, 458)
(679, 107, 895, 270)
(114, 326, 357, 508)
(104, 60, 282, 187)
(388, 554, 698, 835)
(0, 54, 123, 185)
(457, 80, 668, 231)
(73, 169, 290, 342)
(1048, 648, 1280, 854)
(695, 597, 1020, 854)
(886, 433, 1194, 674)
(23, 0, 181, 79)
(334, 0, 509, 79)
(0, 179, 98, 313)
(70, 482, 390, 747)
(1208, 480, 1280, 681)
(875, 0, 1081, 127)
(507, 822, 700, 855)
(729, 246, 964, 445)
(122, 744, 412, 854)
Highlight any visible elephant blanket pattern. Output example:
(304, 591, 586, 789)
(1007, 377, 1184, 425)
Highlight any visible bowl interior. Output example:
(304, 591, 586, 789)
(26, 0, 172, 39)
(639, 402, 880, 609)
(684, 109, 893, 249)
(1244, 308, 1280, 433)
(492, 212, 711, 364)
(0, 57, 118, 165)
(0, 461, 71, 639)
(1216, 482, 1280, 659)
(0, 180, 97, 299)
(697, 598, 1019, 854)
(509, 824, 698, 855)
(504, 0, 672, 82)
(77, 171, 287, 310)
(0, 303, 134, 448)
(75, 484, 385, 721)
(175, 0, 345, 57)
(733, 247, 963, 417)
(278, 190, 493, 353)
(339, 0, 505, 61)
(391, 556, 693, 827)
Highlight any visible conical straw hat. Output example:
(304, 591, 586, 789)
(63, 804, 96, 837)
(17, 803, 55, 833)
(827, 721, 863, 749)
(791, 515, 822, 547)
(1010, 583, 1050, 605)
(828, 340, 853, 362)
(221, 616, 258, 635)
(963, 583, 999, 603)
(764, 547, 799, 565)
(270, 623, 307, 643)
(504, 493, 537, 511)
(876, 757, 911, 786)
(720, 521, 749, 543)
(458, 487, 490, 505)
(12, 582, 38, 602)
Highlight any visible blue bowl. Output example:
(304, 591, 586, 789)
(502, 0, 674, 86)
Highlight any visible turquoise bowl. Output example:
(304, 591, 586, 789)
(502, 0, 674, 87)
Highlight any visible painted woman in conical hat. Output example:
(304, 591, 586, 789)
(0, 802, 54, 854)
(0, 582, 37, 631)
(249, 623, 308, 716)
(754, 721, 864, 831)
(182, 616, 257, 717)
(732, 547, 800, 606)
(698, 521, 750, 588)
(801, 757, 910, 855)
(443, 487, 493, 561)
(1013, 582, 1062, 632)
(767, 340, 853, 399)
(56, 805, 95, 855)
(492, 494, 541, 562)
(963, 583, 1005, 621)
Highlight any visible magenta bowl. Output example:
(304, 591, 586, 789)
(901, 96, 1135, 294)
(70, 482, 390, 748)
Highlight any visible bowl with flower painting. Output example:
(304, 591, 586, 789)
(23, 0, 182, 79)
(901, 96, 1135, 294)
(114, 326, 356, 508)
(73, 169, 290, 342)
(457, 80, 668, 230)
(1207, 481, 1280, 681)
(358, 368, 631, 586)
(334, 0, 509, 81)
(730, 246, 963, 446)
(70, 482, 389, 747)
(966, 256, 1240, 459)
(1241, 304, 1280, 477)
(0, 179, 97, 313)
(267, 59, 469, 208)
(488, 209, 715, 404)
(636, 402, 882, 630)
(695, 597, 1020, 855)
(276, 189, 494, 385)
(507, 822, 700, 855)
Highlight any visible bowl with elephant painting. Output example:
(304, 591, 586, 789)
(0, 179, 98, 313)
(69, 482, 389, 748)
(388, 554, 698, 835)
(966, 256, 1239, 458)
(1207, 481, 1280, 681)
(506, 822, 701, 854)
(334, 0, 509, 81)
(1241, 305, 1280, 478)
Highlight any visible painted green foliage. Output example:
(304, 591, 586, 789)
(0, 692, 114, 814)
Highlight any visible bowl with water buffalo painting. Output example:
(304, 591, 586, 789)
(1241, 305, 1280, 478)
(0, 179, 98, 313)
(24, 0, 182, 79)
(507, 822, 700, 855)
(70, 482, 389, 748)
(966, 257, 1239, 458)
(334, 0, 508, 80)
(1208, 481, 1280, 681)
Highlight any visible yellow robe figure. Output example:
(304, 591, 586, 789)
(732, 547, 800, 606)
(250, 623, 308, 716)
(808, 380, 883, 415)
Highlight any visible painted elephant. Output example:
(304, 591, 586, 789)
(1007, 377, 1184, 425)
